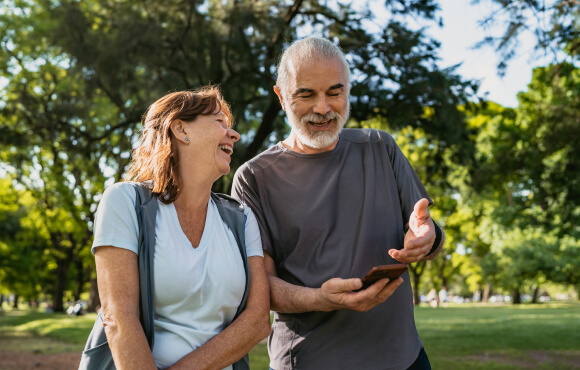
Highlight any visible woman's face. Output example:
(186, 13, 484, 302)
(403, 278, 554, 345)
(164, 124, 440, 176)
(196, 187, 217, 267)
(181, 109, 240, 181)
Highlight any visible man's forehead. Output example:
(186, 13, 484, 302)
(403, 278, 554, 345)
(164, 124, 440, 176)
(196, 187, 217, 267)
(287, 57, 348, 90)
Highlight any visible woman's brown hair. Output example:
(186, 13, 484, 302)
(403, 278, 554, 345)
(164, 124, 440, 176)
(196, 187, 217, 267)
(126, 86, 233, 204)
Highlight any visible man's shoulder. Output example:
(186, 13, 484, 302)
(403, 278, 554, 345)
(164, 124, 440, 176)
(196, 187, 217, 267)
(342, 128, 395, 145)
(237, 144, 285, 174)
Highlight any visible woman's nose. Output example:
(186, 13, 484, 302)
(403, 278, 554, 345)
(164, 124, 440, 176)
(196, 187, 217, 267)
(229, 128, 240, 143)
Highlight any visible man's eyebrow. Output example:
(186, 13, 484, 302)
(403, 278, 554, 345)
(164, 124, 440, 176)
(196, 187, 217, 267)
(328, 83, 344, 91)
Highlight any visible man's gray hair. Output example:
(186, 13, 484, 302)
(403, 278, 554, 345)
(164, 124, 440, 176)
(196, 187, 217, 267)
(276, 37, 351, 98)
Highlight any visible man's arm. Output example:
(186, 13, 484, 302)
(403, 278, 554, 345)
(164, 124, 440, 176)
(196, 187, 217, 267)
(389, 198, 445, 263)
(264, 252, 403, 313)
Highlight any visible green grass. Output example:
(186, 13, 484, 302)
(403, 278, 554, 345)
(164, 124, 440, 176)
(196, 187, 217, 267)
(1, 302, 579, 369)
(416, 302, 580, 369)
(0, 309, 95, 355)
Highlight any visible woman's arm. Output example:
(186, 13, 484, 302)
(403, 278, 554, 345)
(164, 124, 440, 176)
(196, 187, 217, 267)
(95, 246, 157, 370)
(168, 256, 271, 370)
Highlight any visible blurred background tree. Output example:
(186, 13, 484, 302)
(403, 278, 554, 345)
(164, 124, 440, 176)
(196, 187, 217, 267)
(0, 0, 578, 311)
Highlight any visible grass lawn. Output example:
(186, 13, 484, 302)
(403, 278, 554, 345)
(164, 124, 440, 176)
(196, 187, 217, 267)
(1, 302, 578, 369)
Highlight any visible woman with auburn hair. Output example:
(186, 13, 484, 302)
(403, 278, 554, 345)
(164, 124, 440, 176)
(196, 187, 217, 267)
(89, 86, 270, 369)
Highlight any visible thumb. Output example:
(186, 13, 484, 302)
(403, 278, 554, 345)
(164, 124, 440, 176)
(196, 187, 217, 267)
(414, 198, 430, 220)
(324, 278, 362, 293)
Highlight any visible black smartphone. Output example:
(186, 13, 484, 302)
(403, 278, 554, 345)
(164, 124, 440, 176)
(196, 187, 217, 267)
(355, 264, 408, 291)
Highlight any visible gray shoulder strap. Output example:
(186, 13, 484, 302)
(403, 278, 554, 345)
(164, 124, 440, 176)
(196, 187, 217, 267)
(211, 192, 250, 315)
(130, 182, 157, 349)
(211, 193, 250, 370)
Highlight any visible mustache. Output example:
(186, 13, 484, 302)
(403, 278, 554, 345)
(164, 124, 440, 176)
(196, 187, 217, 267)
(301, 112, 340, 124)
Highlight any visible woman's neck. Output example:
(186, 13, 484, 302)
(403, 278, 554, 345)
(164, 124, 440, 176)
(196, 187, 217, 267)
(173, 175, 213, 212)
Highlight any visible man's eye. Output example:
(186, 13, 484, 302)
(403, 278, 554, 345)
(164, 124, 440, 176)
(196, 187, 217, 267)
(299, 95, 313, 99)
(328, 93, 340, 97)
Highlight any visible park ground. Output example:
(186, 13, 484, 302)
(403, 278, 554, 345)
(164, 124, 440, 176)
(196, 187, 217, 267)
(1, 302, 579, 369)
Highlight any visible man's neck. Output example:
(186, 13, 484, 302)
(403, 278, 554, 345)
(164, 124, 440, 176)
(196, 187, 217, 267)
(281, 132, 339, 155)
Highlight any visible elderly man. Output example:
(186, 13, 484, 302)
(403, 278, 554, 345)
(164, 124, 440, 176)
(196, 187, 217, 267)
(232, 37, 444, 370)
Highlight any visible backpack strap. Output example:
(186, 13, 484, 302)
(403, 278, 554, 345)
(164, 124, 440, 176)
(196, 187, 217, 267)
(211, 192, 251, 370)
(129, 182, 158, 349)
(211, 192, 250, 316)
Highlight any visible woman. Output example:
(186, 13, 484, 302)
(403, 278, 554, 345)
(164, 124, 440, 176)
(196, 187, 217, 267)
(91, 86, 270, 369)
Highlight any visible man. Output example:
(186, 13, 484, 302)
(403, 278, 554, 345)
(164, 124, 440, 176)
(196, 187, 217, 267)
(232, 37, 444, 370)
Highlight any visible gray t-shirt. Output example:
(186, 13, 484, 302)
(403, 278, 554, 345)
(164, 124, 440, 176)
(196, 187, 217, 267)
(232, 128, 431, 370)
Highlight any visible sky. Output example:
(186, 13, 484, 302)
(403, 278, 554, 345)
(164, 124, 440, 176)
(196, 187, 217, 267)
(422, 0, 553, 108)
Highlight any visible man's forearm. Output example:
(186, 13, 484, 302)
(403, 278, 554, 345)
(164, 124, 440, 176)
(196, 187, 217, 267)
(268, 274, 330, 313)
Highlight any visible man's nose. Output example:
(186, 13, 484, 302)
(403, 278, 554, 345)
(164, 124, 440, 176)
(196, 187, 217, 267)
(312, 95, 330, 115)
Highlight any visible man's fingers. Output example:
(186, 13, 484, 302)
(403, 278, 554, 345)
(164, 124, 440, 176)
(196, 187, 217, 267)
(414, 198, 430, 220)
(360, 278, 390, 296)
(377, 277, 404, 300)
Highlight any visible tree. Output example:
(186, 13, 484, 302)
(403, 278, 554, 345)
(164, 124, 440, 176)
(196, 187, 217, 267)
(0, 178, 50, 307)
(42, 0, 476, 182)
(0, 3, 126, 311)
(476, 0, 579, 75)
(459, 64, 580, 301)
(1, 0, 476, 307)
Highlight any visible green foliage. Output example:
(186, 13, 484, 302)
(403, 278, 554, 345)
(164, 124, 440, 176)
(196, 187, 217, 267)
(475, 0, 579, 75)
(457, 63, 580, 298)
(1, 0, 577, 308)
(0, 0, 478, 307)
(0, 179, 48, 300)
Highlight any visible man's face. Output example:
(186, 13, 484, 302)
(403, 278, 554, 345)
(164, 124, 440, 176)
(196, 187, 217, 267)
(276, 57, 350, 150)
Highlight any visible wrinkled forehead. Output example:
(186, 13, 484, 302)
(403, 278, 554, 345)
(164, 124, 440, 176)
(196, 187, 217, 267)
(287, 56, 349, 91)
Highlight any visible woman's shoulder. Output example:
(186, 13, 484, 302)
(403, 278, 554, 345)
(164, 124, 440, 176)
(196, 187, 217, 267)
(101, 182, 138, 206)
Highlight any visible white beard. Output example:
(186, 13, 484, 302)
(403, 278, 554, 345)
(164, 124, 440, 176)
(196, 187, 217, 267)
(289, 105, 350, 149)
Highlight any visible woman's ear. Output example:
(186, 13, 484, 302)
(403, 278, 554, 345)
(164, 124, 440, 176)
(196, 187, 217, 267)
(170, 119, 189, 144)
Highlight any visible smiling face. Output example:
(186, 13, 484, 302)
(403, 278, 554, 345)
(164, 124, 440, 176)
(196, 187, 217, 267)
(174, 109, 240, 183)
(275, 56, 350, 153)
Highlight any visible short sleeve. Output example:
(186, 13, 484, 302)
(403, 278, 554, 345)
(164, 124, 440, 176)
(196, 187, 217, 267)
(243, 206, 263, 258)
(232, 163, 275, 257)
(379, 131, 432, 224)
(92, 182, 139, 255)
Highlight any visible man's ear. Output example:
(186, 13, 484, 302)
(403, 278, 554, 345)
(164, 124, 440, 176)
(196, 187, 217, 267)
(273, 86, 286, 111)
(169, 119, 188, 144)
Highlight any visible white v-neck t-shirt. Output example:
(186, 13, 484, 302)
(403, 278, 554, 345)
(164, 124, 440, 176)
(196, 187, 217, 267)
(92, 182, 263, 369)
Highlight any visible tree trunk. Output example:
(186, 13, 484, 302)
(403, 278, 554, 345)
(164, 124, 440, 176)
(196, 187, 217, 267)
(0, 294, 4, 310)
(12, 294, 19, 309)
(412, 271, 421, 305)
(52, 242, 75, 313)
(512, 287, 521, 304)
(483, 283, 491, 303)
(74, 257, 85, 302)
(88, 273, 101, 313)
(240, 97, 281, 164)
(531, 285, 540, 304)
(408, 261, 426, 306)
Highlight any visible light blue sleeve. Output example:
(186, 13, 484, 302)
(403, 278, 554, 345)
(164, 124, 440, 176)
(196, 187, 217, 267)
(91, 182, 139, 255)
(243, 206, 264, 258)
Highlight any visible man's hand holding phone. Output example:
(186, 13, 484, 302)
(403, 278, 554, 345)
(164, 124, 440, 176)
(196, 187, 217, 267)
(355, 264, 408, 291)
(316, 265, 406, 312)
